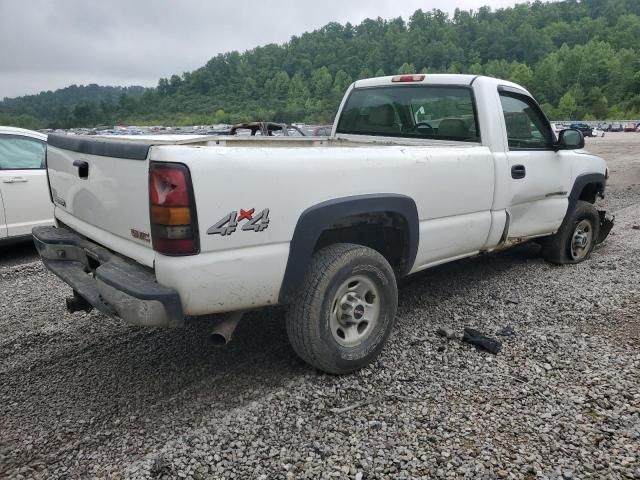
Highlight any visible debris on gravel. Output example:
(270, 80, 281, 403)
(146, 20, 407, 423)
(462, 327, 502, 354)
(496, 325, 516, 337)
(436, 326, 456, 339)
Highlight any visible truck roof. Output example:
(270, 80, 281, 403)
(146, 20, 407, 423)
(354, 74, 531, 96)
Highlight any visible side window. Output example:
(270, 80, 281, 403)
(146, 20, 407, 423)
(499, 93, 553, 150)
(0, 135, 46, 170)
(336, 86, 480, 142)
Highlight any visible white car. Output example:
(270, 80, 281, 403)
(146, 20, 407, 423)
(35, 75, 613, 374)
(0, 126, 53, 243)
(591, 127, 606, 137)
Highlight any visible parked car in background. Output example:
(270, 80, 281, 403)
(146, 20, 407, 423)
(623, 123, 637, 132)
(229, 122, 307, 136)
(0, 127, 53, 244)
(300, 125, 335, 136)
(609, 123, 623, 132)
(310, 125, 333, 136)
(591, 126, 606, 137)
(570, 122, 594, 137)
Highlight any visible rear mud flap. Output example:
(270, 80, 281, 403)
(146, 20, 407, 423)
(597, 210, 614, 244)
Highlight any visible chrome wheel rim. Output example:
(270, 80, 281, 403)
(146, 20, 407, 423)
(329, 275, 381, 347)
(570, 219, 594, 261)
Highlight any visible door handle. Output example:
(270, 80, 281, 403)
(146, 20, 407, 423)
(73, 160, 89, 178)
(511, 165, 526, 179)
(2, 177, 28, 183)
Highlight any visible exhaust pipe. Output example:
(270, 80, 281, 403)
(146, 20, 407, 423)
(210, 312, 243, 347)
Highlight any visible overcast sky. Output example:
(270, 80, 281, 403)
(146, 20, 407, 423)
(1, 0, 531, 99)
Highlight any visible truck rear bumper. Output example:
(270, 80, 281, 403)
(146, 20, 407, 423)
(32, 225, 184, 327)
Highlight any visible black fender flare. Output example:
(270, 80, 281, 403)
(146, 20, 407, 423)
(279, 194, 419, 304)
(568, 173, 606, 210)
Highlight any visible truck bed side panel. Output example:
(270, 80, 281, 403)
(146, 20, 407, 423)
(151, 143, 495, 313)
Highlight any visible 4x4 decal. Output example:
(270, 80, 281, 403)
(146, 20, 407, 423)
(207, 208, 270, 236)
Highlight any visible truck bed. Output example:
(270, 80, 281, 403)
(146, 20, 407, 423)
(69, 133, 478, 149)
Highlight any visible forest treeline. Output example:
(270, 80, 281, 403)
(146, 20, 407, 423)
(1, 0, 640, 128)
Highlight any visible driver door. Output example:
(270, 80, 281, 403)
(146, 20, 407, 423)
(499, 90, 572, 238)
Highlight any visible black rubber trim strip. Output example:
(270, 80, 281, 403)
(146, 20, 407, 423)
(279, 193, 419, 304)
(497, 84, 530, 96)
(47, 134, 151, 160)
(568, 173, 606, 210)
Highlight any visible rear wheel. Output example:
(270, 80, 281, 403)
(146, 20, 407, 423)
(542, 200, 600, 264)
(286, 243, 398, 374)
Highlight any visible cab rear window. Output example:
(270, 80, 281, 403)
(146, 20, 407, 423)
(336, 86, 479, 142)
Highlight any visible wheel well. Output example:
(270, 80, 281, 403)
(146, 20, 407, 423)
(279, 194, 418, 304)
(314, 212, 409, 274)
(578, 182, 604, 204)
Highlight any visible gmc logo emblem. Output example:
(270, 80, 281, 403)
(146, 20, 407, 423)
(130, 229, 151, 242)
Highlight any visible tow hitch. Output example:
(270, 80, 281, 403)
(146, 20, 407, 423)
(596, 210, 615, 244)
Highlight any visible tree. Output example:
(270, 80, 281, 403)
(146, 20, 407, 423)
(509, 63, 533, 88)
(585, 87, 608, 119)
(357, 68, 373, 79)
(397, 63, 416, 74)
(467, 63, 483, 75)
(557, 92, 577, 120)
(265, 71, 290, 102)
(331, 70, 353, 103)
(310, 67, 333, 97)
(540, 103, 558, 120)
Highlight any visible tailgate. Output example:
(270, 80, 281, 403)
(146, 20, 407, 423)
(46, 134, 155, 266)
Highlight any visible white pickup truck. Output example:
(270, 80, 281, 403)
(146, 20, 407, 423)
(34, 74, 613, 374)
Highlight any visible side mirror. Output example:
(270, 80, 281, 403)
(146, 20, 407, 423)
(556, 128, 584, 150)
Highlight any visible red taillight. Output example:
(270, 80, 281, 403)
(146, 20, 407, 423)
(391, 74, 425, 83)
(149, 162, 199, 255)
(150, 166, 190, 206)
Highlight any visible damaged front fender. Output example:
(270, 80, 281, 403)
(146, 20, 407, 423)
(596, 210, 615, 244)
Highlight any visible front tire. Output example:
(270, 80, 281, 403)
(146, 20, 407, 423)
(286, 243, 398, 374)
(542, 200, 600, 264)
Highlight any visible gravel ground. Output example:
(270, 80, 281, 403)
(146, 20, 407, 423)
(586, 132, 640, 212)
(0, 136, 639, 479)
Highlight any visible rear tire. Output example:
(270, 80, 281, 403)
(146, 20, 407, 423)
(286, 243, 398, 374)
(542, 200, 600, 264)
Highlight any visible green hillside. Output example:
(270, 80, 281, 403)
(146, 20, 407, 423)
(0, 84, 145, 129)
(2, 0, 640, 128)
